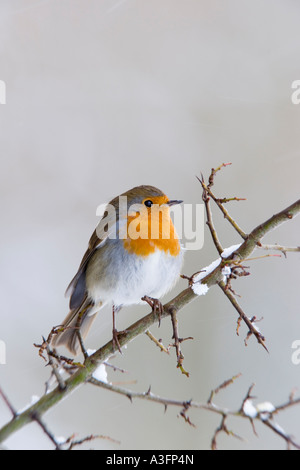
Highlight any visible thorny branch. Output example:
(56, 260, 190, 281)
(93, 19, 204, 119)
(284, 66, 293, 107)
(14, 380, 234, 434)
(169, 308, 193, 377)
(219, 281, 268, 351)
(195, 163, 299, 352)
(201, 163, 247, 239)
(258, 244, 300, 257)
(0, 164, 299, 449)
(84, 374, 300, 450)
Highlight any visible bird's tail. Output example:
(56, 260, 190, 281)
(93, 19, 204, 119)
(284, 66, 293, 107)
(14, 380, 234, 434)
(52, 299, 102, 356)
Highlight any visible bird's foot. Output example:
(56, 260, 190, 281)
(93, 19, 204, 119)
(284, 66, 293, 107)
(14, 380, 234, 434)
(142, 296, 164, 326)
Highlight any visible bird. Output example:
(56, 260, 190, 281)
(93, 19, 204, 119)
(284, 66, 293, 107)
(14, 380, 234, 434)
(52, 185, 184, 355)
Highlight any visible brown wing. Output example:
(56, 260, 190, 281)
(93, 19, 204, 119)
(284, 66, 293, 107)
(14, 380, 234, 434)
(65, 229, 99, 288)
(65, 204, 115, 307)
(65, 228, 103, 306)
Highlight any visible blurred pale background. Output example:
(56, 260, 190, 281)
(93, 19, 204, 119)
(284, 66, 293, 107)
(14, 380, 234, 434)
(0, 0, 300, 450)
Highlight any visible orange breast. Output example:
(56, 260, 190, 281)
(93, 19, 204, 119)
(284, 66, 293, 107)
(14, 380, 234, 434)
(123, 208, 181, 257)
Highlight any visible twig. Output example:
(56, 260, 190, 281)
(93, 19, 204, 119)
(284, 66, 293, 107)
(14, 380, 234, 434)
(273, 394, 300, 414)
(169, 308, 190, 377)
(216, 197, 247, 204)
(262, 419, 300, 450)
(65, 433, 120, 450)
(200, 163, 248, 240)
(258, 244, 300, 257)
(197, 174, 223, 255)
(219, 281, 268, 352)
(145, 330, 169, 354)
(240, 383, 256, 413)
(179, 400, 196, 428)
(103, 362, 128, 374)
(208, 162, 232, 187)
(206, 186, 247, 240)
(0, 388, 17, 417)
(211, 415, 243, 450)
(207, 373, 242, 405)
(31, 412, 63, 450)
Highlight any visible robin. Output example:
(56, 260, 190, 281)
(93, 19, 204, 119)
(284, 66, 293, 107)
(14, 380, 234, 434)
(52, 185, 184, 355)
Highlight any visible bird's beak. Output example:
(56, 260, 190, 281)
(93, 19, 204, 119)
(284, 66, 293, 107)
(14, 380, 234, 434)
(167, 199, 183, 206)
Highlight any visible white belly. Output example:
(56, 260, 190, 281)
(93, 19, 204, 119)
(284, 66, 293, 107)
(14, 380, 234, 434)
(86, 244, 183, 307)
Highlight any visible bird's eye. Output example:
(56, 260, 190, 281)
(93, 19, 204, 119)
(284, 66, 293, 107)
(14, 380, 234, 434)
(144, 200, 153, 207)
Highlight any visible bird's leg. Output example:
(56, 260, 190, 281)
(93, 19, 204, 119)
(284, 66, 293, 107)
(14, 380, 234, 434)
(142, 295, 164, 327)
(76, 328, 89, 361)
(112, 304, 123, 354)
(75, 310, 89, 360)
